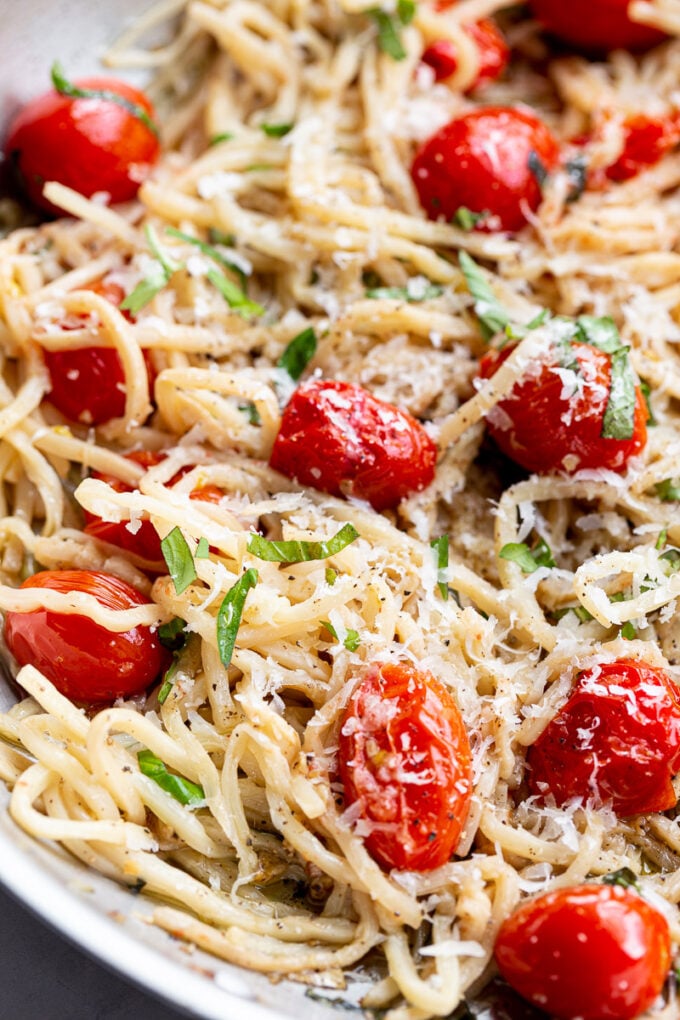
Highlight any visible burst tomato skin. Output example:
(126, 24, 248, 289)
(527, 660, 680, 815)
(478, 341, 647, 474)
(422, 19, 509, 90)
(587, 114, 680, 186)
(411, 107, 560, 232)
(4, 569, 164, 703)
(495, 884, 671, 1020)
(269, 380, 437, 511)
(528, 0, 666, 52)
(338, 662, 472, 872)
(5, 77, 160, 214)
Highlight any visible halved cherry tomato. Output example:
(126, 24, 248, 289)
(527, 660, 680, 815)
(586, 113, 680, 187)
(411, 107, 560, 232)
(338, 662, 472, 871)
(4, 569, 165, 703)
(269, 380, 437, 512)
(42, 280, 154, 426)
(495, 883, 671, 1020)
(528, 0, 667, 53)
(83, 450, 167, 564)
(421, 20, 509, 91)
(5, 76, 160, 214)
(478, 340, 647, 474)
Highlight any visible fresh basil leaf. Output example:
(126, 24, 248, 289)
(158, 617, 187, 651)
(398, 0, 416, 22)
(528, 150, 548, 189)
(620, 621, 637, 639)
(565, 153, 588, 203)
(601, 348, 636, 440)
(161, 526, 197, 595)
(499, 539, 555, 574)
(195, 537, 210, 559)
(261, 122, 293, 138)
(430, 536, 449, 599)
(51, 62, 159, 137)
(238, 402, 261, 425)
(210, 132, 234, 146)
(137, 750, 204, 806)
(575, 316, 621, 354)
(656, 528, 668, 551)
(157, 656, 181, 705)
(452, 207, 485, 231)
(121, 224, 181, 315)
(661, 548, 680, 574)
(207, 267, 264, 319)
(165, 227, 250, 288)
(656, 479, 680, 502)
(277, 327, 317, 381)
(526, 308, 551, 330)
(208, 228, 236, 247)
(325, 567, 338, 586)
(458, 251, 511, 341)
(365, 282, 443, 302)
(639, 379, 656, 426)
(247, 522, 359, 563)
(552, 604, 594, 624)
(216, 568, 259, 667)
(602, 867, 639, 890)
(321, 620, 361, 652)
(368, 2, 415, 60)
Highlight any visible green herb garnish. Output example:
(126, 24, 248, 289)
(365, 282, 443, 302)
(210, 132, 234, 146)
(158, 617, 187, 652)
(247, 523, 359, 563)
(157, 656, 182, 705)
(528, 150, 548, 189)
(656, 479, 680, 502)
(602, 867, 640, 890)
(458, 251, 511, 341)
(639, 379, 656, 426)
(207, 266, 265, 319)
(452, 207, 485, 231)
(161, 527, 197, 595)
(51, 62, 159, 136)
(277, 327, 317, 381)
(216, 568, 259, 667)
(552, 604, 594, 624)
(121, 224, 182, 315)
(322, 620, 361, 652)
(165, 226, 250, 289)
(499, 538, 555, 574)
(601, 347, 636, 440)
(575, 316, 621, 354)
(195, 537, 210, 559)
(620, 620, 637, 639)
(137, 750, 204, 806)
(325, 567, 338, 586)
(261, 122, 293, 138)
(430, 536, 449, 599)
(238, 402, 262, 425)
(368, 0, 416, 61)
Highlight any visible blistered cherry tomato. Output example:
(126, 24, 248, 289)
(338, 662, 472, 871)
(4, 569, 164, 703)
(495, 883, 671, 1020)
(587, 113, 680, 187)
(527, 659, 680, 815)
(83, 451, 166, 564)
(269, 380, 437, 511)
(528, 0, 666, 52)
(42, 280, 154, 426)
(5, 76, 160, 214)
(422, 20, 509, 90)
(478, 340, 647, 474)
(411, 107, 560, 232)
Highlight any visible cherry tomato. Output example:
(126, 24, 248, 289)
(5, 76, 160, 214)
(338, 662, 472, 871)
(478, 340, 647, 474)
(528, 0, 667, 53)
(269, 380, 437, 512)
(421, 20, 509, 91)
(411, 107, 560, 232)
(83, 451, 166, 564)
(586, 113, 680, 187)
(527, 660, 680, 815)
(4, 569, 165, 703)
(495, 883, 671, 1020)
(42, 280, 155, 426)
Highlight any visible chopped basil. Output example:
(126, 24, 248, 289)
(527, 150, 548, 189)
(137, 750, 204, 806)
(365, 282, 443, 302)
(210, 132, 234, 146)
(161, 526, 197, 595)
(216, 568, 259, 667)
(458, 251, 511, 341)
(51, 62, 159, 137)
(165, 226, 249, 289)
(207, 266, 265, 319)
(655, 479, 680, 502)
(575, 316, 621, 354)
(157, 656, 181, 705)
(158, 617, 187, 651)
(620, 621, 637, 640)
(238, 402, 262, 425)
(656, 528, 668, 551)
(552, 604, 594, 624)
(601, 347, 636, 440)
(602, 867, 639, 890)
(195, 537, 210, 559)
(325, 567, 338, 586)
(430, 536, 449, 599)
(661, 548, 680, 573)
(565, 153, 588, 203)
(277, 327, 317, 381)
(452, 207, 485, 231)
(121, 224, 181, 315)
(368, 0, 416, 61)
(247, 522, 359, 563)
(261, 122, 293, 138)
(322, 620, 361, 652)
(209, 228, 236, 247)
(499, 538, 555, 574)
(639, 379, 656, 426)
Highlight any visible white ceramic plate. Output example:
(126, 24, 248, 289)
(0, 6, 345, 1018)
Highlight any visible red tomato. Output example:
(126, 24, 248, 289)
(5, 77, 160, 214)
(587, 113, 680, 187)
(495, 884, 671, 1020)
(189, 484, 226, 504)
(42, 280, 154, 426)
(528, 0, 667, 52)
(527, 660, 680, 815)
(421, 20, 509, 91)
(269, 380, 437, 511)
(338, 662, 472, 871)
(411, 107, 560, 232)
(478, 340, 647, 474)
(83, 450, 166, 564)
(4, 569, 165, 703)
